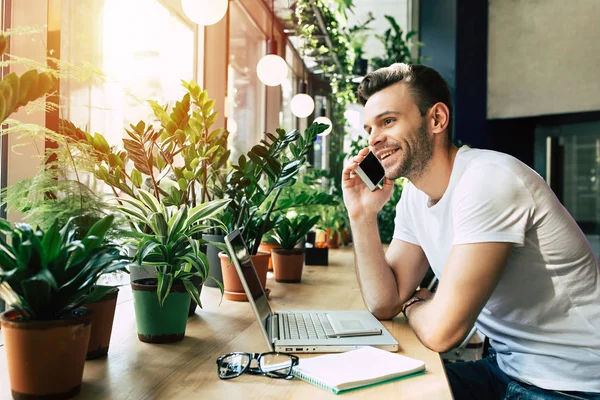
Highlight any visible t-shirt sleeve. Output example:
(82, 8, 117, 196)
(393, 183, 420, 245)
(452, 163, 535, 247)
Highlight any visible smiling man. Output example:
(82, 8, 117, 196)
(342, 63, 600, 400)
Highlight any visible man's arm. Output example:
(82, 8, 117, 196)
(351, 213, 430, 319)
(343, 148, 430, 320)
(404, 242, 512, 352)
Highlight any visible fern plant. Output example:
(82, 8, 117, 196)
(0, 215, 129, 320)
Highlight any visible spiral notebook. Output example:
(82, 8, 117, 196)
(292, 346, 426, 394)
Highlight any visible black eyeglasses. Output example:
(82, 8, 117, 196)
(216, 352, 299, 380)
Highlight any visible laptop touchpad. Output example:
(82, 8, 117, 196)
(340, 320, 365, 330)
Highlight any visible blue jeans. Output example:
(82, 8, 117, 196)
(445, 350, 600, 400)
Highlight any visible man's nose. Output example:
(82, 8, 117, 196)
(368, 128, 385, 147)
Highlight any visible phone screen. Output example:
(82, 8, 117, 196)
(357, 151, 385, 190)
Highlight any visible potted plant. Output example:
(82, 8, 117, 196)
(270, 215, 320, 282)
(0, 215, 129, 399)
(118, 189, 229, 343)
(217, 122, 328, 300)
(150, 82, 231, 289)
(59, 82, 230, 311)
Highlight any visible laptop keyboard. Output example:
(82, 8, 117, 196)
(280, 312, 335, 340)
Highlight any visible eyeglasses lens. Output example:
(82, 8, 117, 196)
(219, 353, 251, 378)
(260, 354, 294, 378)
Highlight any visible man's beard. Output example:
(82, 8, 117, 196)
(386, 119, 434, 181)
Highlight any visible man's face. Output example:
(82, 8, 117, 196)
(363, 82, 433, 181)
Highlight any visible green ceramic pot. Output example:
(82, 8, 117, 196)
(131, 279, 191, 343)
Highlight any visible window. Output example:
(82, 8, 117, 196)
(279, 68, 296, 131)
(60, 0, 195, 146)
(227, 1, 265, 162)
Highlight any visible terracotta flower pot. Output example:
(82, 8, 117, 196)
(272, 248, 305, 283)
(219, 251, 270, 301)
(326, 228, 340, 249)
(85, 287, 119, 360)
(258, 242, 279, 271)
(0, 308, 92, 400)
(131, 279, 191, 343)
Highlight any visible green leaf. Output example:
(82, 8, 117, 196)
(186, 199, 230, 227)
(183, 169, 195, 181)
(150, 212, 169, 241)
(137, 189, 162, 213)
(182, 279, 202, 308)
(131, 168, 143, 188)
(21, 278, 52, 319)
(177, 178, 188, 191)
(167, 206, 188, 239)
(156, 272, 174, 307)
(41, 219, 61, 263)
(92, 133, 111, 154)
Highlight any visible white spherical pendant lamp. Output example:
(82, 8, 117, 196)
(182, 0, 228, 26)
(314, 116, 333, 136)
(290, 81, 314, 118)
(257, 39, 288, 87)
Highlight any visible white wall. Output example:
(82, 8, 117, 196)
(487, 0, 600, 119)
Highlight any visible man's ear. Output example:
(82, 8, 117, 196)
(430, 102, 450, 136)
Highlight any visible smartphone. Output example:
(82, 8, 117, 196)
(355, 151, 385, 191)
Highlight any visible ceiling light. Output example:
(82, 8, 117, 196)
(290, 81, 314, 118)
(181, 0, 228, 26)
(256, 0, 288, 86)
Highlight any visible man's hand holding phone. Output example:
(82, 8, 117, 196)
(342, 148, 394, 220)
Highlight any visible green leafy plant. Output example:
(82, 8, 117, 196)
(221, 122, 328, 255)
(317, 199, 350, 246)
(270, 215, 320, 250)
(0, 215, 129, 320)
(117, 189, 230, 307)
(370, 15, 422, 70)
(60, 81, 229, 211)
(0, 33, 55, 124)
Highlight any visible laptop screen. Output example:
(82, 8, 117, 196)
(224, 230, 273, 338)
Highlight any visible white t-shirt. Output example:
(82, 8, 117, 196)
(393, 146, 600, 392)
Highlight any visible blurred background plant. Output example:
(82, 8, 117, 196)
(370, 15, 423, 69)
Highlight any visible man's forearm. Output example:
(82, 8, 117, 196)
(351, 215, 403, 319)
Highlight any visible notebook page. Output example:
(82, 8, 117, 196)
(293, 346, 425, 390)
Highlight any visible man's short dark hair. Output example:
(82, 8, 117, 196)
(357, 63, 453, 142)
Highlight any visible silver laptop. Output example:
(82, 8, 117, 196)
(224, 229, 399, 353)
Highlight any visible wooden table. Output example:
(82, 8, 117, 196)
(0, 247, 453, 399)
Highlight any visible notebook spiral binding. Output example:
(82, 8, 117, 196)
(292, 368, 335, 393)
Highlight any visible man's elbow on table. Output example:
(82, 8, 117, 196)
(367, 303, 402, 320)
(419, 323, 471, 353)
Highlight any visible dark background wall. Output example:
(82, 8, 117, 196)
(419, 0, 488, 150)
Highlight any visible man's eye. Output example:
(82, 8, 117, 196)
(383, 118, 394, 125)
